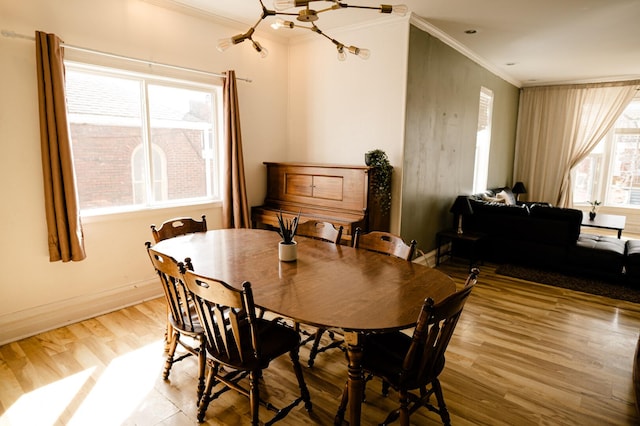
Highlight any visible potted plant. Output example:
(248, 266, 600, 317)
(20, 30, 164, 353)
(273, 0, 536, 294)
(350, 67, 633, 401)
(588, 200, 601, 220)
(276, 210, 300, 261)
(364, 149, 392, 215)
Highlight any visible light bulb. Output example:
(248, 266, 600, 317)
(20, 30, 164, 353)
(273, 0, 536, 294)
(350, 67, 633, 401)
(348, 46, 370, 60)
(253, 40, 269, 58)
(337, 46, 347, 61)
(217, 37, 234, 52)
(356, 48, 370, 59)
(392, 4, 408, 16)
(380, 4, 408, 16)
(273, 0, 296, 11)
(271, 18, 294, 30)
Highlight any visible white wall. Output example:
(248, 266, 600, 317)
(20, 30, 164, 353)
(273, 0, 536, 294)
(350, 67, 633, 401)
(0, 0, 291, 344)
(286, 18, 410, 232)
(0, 0, 411, 344)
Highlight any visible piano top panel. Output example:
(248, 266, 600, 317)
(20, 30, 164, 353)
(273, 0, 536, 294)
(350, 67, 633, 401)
(264, 162, 370, 214)
(262, 162, 370, 171)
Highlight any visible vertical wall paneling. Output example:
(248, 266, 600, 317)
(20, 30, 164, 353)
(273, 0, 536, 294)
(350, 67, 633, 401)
(401, 26, 520, 253)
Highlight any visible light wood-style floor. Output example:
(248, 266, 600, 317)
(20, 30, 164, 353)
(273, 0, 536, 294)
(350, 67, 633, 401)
(2, 259, 640, 425)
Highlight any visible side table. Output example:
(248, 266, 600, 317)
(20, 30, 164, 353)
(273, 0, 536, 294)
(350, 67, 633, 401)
(436, 228, 487, 270)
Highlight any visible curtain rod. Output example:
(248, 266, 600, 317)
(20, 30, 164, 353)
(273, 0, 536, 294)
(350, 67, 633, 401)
(1, 29, 252, 83)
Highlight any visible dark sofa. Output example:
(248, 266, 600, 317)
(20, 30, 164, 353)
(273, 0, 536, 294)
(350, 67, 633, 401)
(460, 188, 627, 282)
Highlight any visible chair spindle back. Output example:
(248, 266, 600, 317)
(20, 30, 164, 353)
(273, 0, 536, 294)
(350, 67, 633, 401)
(151, 215, 207, 243)
(183, 270, 261, 368)
(353, 228, 417, 261)
(146, 243, 198, 333)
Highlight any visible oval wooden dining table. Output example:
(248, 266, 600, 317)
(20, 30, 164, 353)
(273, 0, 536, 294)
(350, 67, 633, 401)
(151, 228, 456, 425)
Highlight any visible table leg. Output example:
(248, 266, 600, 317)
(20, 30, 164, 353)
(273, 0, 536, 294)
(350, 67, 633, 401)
(618, 229, 622, 239)
(344, 331, 364, 426)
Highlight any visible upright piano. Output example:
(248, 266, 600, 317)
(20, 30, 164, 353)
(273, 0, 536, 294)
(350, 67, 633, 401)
(251, 162, 390, 240)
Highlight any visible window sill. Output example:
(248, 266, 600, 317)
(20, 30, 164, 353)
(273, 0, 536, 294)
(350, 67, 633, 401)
(81, 200, 222, 224)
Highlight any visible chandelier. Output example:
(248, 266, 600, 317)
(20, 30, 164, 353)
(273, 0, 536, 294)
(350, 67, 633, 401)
(217, 0, 408, 60)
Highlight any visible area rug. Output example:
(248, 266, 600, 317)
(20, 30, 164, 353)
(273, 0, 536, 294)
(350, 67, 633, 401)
(495, 263, 640, 304)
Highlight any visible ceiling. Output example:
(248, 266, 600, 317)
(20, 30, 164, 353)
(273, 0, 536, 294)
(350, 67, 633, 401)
(159, 0, 640, 87)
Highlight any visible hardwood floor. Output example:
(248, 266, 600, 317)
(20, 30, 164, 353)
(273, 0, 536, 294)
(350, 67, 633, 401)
(2, 259, 640, 425)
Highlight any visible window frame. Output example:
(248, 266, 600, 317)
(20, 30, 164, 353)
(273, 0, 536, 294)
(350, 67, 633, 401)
(473, 86, 494, 194)
(64, 61, 224, 218)
(572, 94, 640, 209)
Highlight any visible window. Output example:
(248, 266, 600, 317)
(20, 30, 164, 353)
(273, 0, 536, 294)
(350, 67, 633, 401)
(473, 86, 494, 193)
(65, 62, 222, 215)
(573, 96, 640, 207)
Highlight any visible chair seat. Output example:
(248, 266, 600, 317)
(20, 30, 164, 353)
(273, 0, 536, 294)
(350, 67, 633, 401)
(217, 318, 300, 370)
(169, 312, 204, 334)
(363, 332, 444, 390)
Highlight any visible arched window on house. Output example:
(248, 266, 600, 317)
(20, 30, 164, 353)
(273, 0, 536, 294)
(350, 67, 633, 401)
(132, 144, 167, 204)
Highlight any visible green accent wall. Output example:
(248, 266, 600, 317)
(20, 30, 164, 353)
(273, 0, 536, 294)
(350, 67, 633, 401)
(401, 26, 520, 253)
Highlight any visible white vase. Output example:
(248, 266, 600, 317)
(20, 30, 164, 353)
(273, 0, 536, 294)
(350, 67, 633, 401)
(278, 241, 297, 262)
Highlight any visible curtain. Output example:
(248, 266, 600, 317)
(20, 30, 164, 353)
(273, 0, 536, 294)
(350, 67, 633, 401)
(35, 31, 86, 262)
(222, 70, 251, 228)
(513, 80, 640, 207)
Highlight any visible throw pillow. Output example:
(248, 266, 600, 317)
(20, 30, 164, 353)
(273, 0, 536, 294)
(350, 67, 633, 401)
(482, 193, 505, 203)
(496, 190, 516, 205)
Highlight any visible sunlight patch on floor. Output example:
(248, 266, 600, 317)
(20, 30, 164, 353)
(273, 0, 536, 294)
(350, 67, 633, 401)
(0, 340, 165, 426)
(67, 340, 164, 426)
(1, 368, 95, 426)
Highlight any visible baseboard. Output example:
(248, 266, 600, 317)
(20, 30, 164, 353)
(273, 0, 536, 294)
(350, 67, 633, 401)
(0, 279, 162, 346)
(414, 247, 438, 268)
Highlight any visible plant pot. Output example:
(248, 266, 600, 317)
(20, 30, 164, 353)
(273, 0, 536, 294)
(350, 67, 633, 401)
(278, 241, 297, 262)
(589, 211, 596, 220)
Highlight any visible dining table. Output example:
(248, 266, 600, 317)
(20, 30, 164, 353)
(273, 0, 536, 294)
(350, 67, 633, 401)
(151, 228, 456, 425)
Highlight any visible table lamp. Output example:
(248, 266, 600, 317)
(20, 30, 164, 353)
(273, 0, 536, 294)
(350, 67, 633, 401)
(512, 181, 527, 201)
(450, 196, 473, 234)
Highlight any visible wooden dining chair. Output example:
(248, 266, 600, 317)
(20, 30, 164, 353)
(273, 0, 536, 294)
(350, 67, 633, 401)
(336, 268, 479, 426)
(182, 266, 313, 425)
(352, 227, 417, 261)
(296, 220, 343, 245)
(295, 220, 345, 367)
(145, 243, 206, 403)
(150, 215, 207, 243)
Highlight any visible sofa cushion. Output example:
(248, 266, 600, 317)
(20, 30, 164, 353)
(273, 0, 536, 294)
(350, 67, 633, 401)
(627, 240, 640, 256)
(528, 204, 582, 244)
(626, 240, 640, 279)
(569, 234, 626, 275)
(464, 201, 529, 248)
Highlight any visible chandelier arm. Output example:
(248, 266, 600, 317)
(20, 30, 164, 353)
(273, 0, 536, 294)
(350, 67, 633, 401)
(310, 25, 344, 49)
(313, 4, 344, 14)
(342, 3, 405, 14)
(339, 4, 384, 11)
(248, 16, 265, 34)
(274, 12, 302, 17)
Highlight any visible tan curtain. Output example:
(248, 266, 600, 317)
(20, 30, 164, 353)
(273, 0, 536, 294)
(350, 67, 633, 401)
(222, 70, 251, 228)
(36, 31, 86, 262)
(513, 80, 640, 207)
